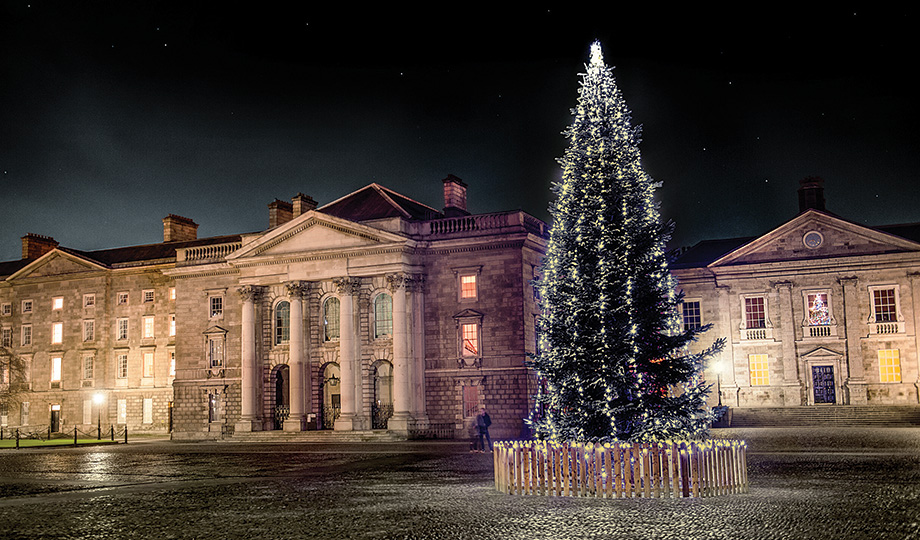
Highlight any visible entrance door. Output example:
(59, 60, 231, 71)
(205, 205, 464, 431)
(272, 365, 290, 430)
(812, 365, 836, 404)
(50, 405, 61, 432)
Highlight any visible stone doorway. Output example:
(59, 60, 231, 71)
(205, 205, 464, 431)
(320, 363, 340, 430)
(812, 365, 836, 404)
(271, 364, 290, 430)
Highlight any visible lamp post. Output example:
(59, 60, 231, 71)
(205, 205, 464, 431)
(93, 393, 105, 440)
(713, 361, 724, 407)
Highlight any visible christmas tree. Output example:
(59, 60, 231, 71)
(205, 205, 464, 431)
(529, 42, 724, 443)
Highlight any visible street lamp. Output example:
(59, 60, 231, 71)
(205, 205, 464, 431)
(713, 360, 724, 407)
(93, 393, 105, 440)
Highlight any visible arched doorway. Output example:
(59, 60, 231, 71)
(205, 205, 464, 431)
(271, 364, 290, 430)
(372, 361, 393, 430)
(320, 363, 340, 430)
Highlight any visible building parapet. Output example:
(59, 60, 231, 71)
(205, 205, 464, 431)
(421, 211, 547, 238)
(177, 242, 243, 265)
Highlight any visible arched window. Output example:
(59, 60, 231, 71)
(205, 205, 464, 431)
(324, 297, 340, 341)
(374, 293, 392, 338)
(275, 301, 290, 345)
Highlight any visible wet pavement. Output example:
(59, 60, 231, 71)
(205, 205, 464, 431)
(1, 428, 919, 539)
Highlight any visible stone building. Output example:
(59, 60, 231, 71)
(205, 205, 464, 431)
(0, 176, 547, 440)
(673, 178, 920, 410)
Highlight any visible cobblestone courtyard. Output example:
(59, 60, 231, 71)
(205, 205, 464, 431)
(1, 428, 919, 539)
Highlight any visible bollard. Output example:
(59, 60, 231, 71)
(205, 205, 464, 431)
(110, 425, 114, 441)
(16, 428, 20, 450)
(124, 426, 128, 444)
(74, 427, 78, 446)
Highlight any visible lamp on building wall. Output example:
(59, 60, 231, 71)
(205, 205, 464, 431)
(323, 374, 340, 387)
(93, 393, 105, 440)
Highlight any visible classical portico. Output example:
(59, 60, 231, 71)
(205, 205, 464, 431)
(225, 209, 427, 434)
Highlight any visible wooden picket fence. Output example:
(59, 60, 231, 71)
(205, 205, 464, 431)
(493, 439, 747, 498)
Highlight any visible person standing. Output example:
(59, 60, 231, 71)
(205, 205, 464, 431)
(476, 408, 492, 452)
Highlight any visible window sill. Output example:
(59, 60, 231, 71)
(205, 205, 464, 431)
(802, 325, 838, 338)
(741, 328, 773, 341)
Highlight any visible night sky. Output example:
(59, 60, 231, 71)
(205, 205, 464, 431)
(1, 4, 917, 263)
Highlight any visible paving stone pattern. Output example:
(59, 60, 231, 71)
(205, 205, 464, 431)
(0, 428, 919, 539)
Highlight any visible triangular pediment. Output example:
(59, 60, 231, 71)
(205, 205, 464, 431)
(801, 346, 844, 360)
(453, 309, 484, 320)
(226, 211, 406, 261)
(7, 249, 108, 281)
(710, 210, 920, 267)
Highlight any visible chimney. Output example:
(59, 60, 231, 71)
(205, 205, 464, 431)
(442, 174, 470, 218)
(268, 199, 293, 228)
(798, 177, 826, 213)
(21, 233, 59, 260)
(292, 193, 318, 218)
(162, 214, 199, 242)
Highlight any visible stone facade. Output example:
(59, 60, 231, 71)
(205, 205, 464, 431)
(672, 179, 920, 410)
(1, 177, 547, 440)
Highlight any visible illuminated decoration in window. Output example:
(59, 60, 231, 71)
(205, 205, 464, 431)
(462, 323, 479, 356)
(526, 41, 721, 443)
(878, 349, 901, 383)
(744, 297, 766, 329)
(51, 322, 63, 344)
(274, 301, 290, 345)
(460, 275, 477, 299)
(873, 288, 896, 322)
(323, 298, 340, 341)
(681, 301, 701, 331)
(807, 293, 830, 326)
(374, 293, 393, 338)
(748, 354, 770, 386)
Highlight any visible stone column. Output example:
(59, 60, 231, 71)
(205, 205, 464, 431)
(716, 284, 739, 407)
(909, 273, 920, 404)
(386, 274, 412, 433)
(839, 276, 867, 404)
(774, 281, 803, 406)
(409, 275, 429, 424)
(235, 285, 261, 432)
(333, 277, 362, 431)
(284, 281, 307, 431)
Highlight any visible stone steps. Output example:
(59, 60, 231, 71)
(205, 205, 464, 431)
(226, 429, 407, 443)
(728, 406, 920, 427)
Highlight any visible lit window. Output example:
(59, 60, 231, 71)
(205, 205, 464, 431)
(806, 292, 830, 325)
(872, 288, 897, 323)
(117, 292, 128, 305)
(51, 322, 63, 344)
(878, 349, 901, 383)
(52, 297, 63, 310)
(274, 301, 290, 345)
(22, 300, 32, 314)
(323, 298, 340, 341)
(374, 293, 392, 338)
(169, 351, 175, 377)
(50, 356, 62, 382)
(83, 294, 95, 308)
(21, 325, 32, 346)
(748, 354, 770, 386)
(460, 275, 477, 299)
(169, 314, 176, 337)
(210, 296, 223, 318)
(1, 303, 10, 316)
(116, 353, 128, 379)
(83, 320, 94, 342)
(116, 318, 128, 340)
(143, 351, 154, 378)
(143, 316, 155, 339)
(143, 290, 155, 303)
(83, 354, 94, 380)
(169, 287, 176, 301)
(117, 399, 127, 424)
(462, 323, 479, 357)
(681, 301, 701, 331)
(744, 297, 766, 329)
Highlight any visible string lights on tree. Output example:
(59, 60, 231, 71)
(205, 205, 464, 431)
(528, 41, 724, 443)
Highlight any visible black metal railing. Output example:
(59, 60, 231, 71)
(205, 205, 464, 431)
(371, 403, 394, 430)
(273, 405, 290, 430)
(321, 405, 340, 430)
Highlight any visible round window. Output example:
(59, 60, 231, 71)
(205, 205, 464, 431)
(803, 231, 823, 249)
